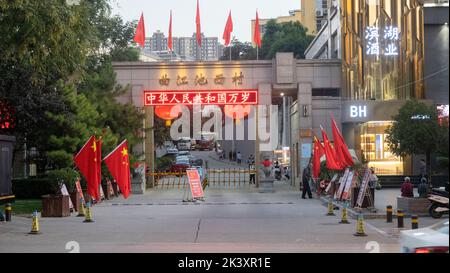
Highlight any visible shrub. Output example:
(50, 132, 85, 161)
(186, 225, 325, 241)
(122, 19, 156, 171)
(46, 168, 80, 194)
(12, 178, 53, 199)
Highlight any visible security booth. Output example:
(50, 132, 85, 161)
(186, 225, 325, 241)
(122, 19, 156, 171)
(0, 135, 15, 220)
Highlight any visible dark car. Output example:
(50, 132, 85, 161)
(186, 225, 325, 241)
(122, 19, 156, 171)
(169, 158, 191, 174)
(197, 139, 213, 151)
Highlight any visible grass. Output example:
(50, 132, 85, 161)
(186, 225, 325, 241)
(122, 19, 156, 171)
(11, 199, 42, 216)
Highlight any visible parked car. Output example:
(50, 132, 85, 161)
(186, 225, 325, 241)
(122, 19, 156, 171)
(400, 220, 449, 253)
(169, 158, 191, 174)
(197, 139, 213, 151)
(177, 137, 191, 151)
(166, 147, 179, 155)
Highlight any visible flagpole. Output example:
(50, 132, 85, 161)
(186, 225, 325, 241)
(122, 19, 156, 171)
(257, 46, 259, 61)
(229, 46, 232, 61)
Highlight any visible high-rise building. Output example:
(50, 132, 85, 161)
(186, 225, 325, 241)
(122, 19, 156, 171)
(250, 0, 333, 45)
(143, 31, 223, 61)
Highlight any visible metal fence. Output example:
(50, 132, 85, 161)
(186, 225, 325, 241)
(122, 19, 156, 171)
(147, 168, 257, 189)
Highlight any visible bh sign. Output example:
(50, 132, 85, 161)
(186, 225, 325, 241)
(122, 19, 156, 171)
(350, 105, 368, 118)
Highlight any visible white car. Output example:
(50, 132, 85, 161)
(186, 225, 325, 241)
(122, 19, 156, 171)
(400, 220, 449, 253)
(166, 147, 179, 155)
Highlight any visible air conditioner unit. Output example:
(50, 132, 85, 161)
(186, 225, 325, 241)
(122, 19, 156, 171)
(316, 10, 323, 17)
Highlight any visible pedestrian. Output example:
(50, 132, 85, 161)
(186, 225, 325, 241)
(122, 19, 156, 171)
(302, 163, 313, 199)
(401, 177, 414, 198)
(249, 161, 256, 184)
(229, 151, 232, 161)
(368, 167, 378, 189)
(418, 177, 428, 198)
(284, 166, 290, 180)
(419, 159, 427, 179)
(236, 151, 242, 165)
(247, 154, 255, 164)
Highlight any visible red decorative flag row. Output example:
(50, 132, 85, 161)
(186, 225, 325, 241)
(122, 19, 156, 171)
(103, 140, 132, 199)
(254, 11, 262, 48)
(74, 136, 101, 201)
(133, 12, 146, 48)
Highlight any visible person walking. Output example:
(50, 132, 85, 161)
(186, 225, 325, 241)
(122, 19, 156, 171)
(419, 159, 427, 179)
(236, 151, 242, 165)
(418, 177, 428, 198)
(302, 163, 313, 199)
(247, 154, 255, 164)
(249, 161, 256, 184)
(368, 167, 378, 190)
(401, 177, 414, 198)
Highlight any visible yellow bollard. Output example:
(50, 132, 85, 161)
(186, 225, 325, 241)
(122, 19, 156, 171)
(29, 210, 40, 235)
(326, 200, 335, 216)
(353, 214, 367, 236)
(83, 202, 95, 223)
(77, 198, 85, 217)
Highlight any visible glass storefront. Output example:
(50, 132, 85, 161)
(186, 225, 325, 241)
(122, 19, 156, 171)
(360, 121, 404, 175)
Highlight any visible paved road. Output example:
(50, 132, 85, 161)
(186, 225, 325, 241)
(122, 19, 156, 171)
(0, 186, 405, 253)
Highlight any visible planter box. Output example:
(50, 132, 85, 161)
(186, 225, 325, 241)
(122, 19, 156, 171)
(351, 188, 375, 208)
(397, 197, 431, 214)
(41, 195, 70, 217)
(70, 192, 80, 212)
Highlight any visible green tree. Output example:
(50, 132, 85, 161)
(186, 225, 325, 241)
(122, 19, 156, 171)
(220, 38, 257, 60)
(385, 100, 448, 177)
(259, 20, 314, 60)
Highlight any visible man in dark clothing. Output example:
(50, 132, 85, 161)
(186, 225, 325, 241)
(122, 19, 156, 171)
(302, 164, 313, 199)
(418, 177, 428, 198)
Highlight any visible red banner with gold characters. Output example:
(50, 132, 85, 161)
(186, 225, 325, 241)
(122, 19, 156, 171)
(144, 90, 258, 106)
(186, 168, 204, 199)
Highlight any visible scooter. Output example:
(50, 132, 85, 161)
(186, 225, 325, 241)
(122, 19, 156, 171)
(428, 186, 449, 219)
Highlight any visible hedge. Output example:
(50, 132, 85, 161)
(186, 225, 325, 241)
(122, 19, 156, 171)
(12, 178, 54, 199)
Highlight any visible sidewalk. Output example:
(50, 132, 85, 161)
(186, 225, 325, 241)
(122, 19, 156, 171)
(318, 189, 434, 219)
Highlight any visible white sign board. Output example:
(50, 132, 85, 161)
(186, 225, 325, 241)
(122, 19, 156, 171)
(356, 168, 371, 207)
(335, 169, 350, 200)
(341, 171, 355, 200)
(60, 184, 74, 210)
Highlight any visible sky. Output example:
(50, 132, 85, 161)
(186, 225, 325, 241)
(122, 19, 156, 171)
(110, 0, 300, 43)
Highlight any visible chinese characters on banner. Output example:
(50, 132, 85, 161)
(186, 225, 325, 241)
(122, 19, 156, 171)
(144, 90, 258, 106)
(186, 168, 204, 199)
(365, 25, 400, 56)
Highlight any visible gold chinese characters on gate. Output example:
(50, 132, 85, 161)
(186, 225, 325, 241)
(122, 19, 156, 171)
(159, 72, 244, 86)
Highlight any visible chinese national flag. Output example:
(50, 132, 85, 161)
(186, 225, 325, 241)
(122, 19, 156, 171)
(196, 0, 202, 47)
(168, 10, 173, 51)
(222, 11, 233, 47)
(312, 135, 325, 180)
(254, 11, 262, 48)
(96, 138, 102, 190)
(331, 114, 354, 168)
(103, 140, 131, 199)
(133, 13, 146, 48)
(321, 128, 342, 171)
(74, 136, 100, 201)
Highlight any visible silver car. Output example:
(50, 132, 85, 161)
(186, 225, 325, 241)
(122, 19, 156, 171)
(400, 220, 449, 253)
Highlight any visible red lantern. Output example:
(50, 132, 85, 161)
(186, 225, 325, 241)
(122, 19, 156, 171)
(224, 105, 251, 121)
(154, 106, 180, 126)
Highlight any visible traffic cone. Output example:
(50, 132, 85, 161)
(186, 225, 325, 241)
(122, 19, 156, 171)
(339, 207, 350, 224)
(77, 198, 85, 217)
(353, 214, 367, 236)
(326, 200, 335, 216)
(29, 210, 40, 234)
(83, 202, 95, 223)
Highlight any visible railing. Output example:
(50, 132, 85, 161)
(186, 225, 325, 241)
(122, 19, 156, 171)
(147, 168, 257, 189)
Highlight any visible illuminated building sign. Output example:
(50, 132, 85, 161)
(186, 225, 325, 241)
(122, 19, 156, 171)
(350, 105, 368, 118)
(144, 90, 258, 106)
(411, 114, 431, 120)
(365, 25, 400, 56)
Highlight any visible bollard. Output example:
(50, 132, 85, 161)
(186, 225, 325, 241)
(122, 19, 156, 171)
(397, 209, 404, 228)
(29, 210, 40, 234)
(83, 202, 95, 223)
(411, 215, 419, 230)
(353, 213, 367, 237)
(339, 207, 350, 224)
(386, 205, 393, 223)
(5, 203, 12, 222)
(326, 200, 335, 216)
(77, 198, 85, 217)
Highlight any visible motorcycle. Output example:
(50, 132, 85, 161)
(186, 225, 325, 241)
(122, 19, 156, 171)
(428, 186, 449, 219)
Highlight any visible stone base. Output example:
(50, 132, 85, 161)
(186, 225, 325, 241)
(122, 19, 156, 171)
(397, 197, 431, 214)
(259, 178, 275, 193)
(131, 176, 146, 194)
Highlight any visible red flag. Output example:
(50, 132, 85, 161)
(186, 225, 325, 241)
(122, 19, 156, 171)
(331, 114, 355, 167)
(96, 138, 102, 189)
(312, 135, 325, 180)
(133, 13, 146, 48)
(168, 10, 173, 51)
(196, 0, 202, 47)
(74, 136, 100, 201)
(222, 11, 233, 47)
(321, 128, 342, 171)
(103, 140, 131, 199)
(254, 11, 262, 48)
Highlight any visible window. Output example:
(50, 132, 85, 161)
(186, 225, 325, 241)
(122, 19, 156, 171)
(312, 88, 340, 97)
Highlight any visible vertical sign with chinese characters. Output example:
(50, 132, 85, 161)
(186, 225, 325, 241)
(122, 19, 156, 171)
(365, 25, 400, 57)
(186, 168, 204, 199)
